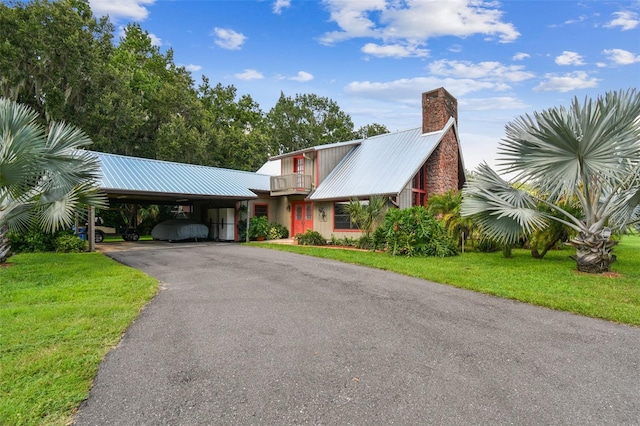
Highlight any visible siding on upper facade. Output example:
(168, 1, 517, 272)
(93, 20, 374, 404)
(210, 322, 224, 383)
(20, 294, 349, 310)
(317, 144, 358, 184)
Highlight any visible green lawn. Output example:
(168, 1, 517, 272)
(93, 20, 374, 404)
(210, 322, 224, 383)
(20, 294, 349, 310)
(0, 253, 158, 426)
(254, 235, 640, 326)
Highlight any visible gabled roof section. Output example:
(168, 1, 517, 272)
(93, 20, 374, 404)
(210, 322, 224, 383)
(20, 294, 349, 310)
(309, 118, 457, 201)
(92, 151, 270, 200)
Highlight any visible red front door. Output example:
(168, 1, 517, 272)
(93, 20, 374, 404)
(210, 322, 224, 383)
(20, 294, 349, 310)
(292, 202, 313, 236)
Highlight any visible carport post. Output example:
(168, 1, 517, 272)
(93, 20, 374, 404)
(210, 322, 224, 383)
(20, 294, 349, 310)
(245, 201, 250, 243)
(88, 206, 95, 252)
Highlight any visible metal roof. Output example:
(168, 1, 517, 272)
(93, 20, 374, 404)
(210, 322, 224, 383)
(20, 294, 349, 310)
(309, 118, 456, 201)
(91, 151, 270, 200)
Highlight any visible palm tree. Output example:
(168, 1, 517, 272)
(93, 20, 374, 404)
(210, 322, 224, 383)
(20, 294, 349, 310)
(345, 195, 387, 248)
(461, 89, 640, 273)
(0, 98, 106, 263)
(426, 190, 474, 248)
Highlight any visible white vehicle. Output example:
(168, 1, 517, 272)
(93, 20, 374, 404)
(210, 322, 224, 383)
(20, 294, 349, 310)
(94, 217, 139, 243)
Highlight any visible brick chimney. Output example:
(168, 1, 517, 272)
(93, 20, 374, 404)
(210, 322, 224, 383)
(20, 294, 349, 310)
(422, 87, 458, 134)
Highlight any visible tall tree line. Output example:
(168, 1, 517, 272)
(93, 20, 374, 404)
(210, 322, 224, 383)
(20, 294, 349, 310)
(0, 0, 388, 171)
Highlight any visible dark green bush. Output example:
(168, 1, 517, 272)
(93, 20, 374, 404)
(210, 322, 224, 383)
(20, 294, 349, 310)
(374, 206, 458, 257)
(55, 234, 88, 253)
(295, 230, 326, 246)
(7, 228, 68, 253)
(248, 216, 269, 240)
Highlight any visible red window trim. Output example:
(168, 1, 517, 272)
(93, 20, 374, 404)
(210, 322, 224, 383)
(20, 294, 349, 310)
(253, 203, 269, 219)
(293, 155, 305, 173)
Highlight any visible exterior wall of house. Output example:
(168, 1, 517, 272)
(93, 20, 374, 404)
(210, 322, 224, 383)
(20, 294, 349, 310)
(317, 145, 355, 184)
(311, 201, 335, 238)
(424, 127, 459, 198)
(311, 200, 395, 241)
(281, 154, 315, 178)
(399, 185, 413, 209)
(248, 195, 280, 222)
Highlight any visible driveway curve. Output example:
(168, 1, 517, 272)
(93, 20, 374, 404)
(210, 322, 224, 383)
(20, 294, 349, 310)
(74, 243, 640, 425)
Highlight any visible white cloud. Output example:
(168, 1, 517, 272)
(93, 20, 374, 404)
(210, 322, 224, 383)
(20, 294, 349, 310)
(361, 43, 428, 58)
(148, 33, 162, 47)
(213, 27, 247, 50)
(603, 48, 640, 65)
(428, 60, 535, 83)
(512, 52, 530, 61)
(289, 71, 314, 82)
(184, 64, 202, 72)
(533, 71, 600, 92)
(555, 51, 585, 66)
(273, 0, 291, 14)
(234, 69, 264, 80)
(320, 0, 519, 45)
(89, 0, 155, 21)
(345, 77, 504, 105)
(460, 97, 529, 111)
(604, 11, 639, 31)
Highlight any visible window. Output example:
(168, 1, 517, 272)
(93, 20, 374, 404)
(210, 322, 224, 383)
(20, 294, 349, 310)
(334, 202, 359, 230)
(412, 163, 427, 207)
(254, 204, 268, 218)
(293, 155, 304, 174)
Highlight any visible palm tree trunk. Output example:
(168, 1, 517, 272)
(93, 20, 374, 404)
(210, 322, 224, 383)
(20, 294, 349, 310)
(0, 223, 11, 263)
(566, 233, 618, 273)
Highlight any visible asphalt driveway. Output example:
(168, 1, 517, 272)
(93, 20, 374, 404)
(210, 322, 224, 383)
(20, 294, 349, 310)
(74, 243, 640, 425)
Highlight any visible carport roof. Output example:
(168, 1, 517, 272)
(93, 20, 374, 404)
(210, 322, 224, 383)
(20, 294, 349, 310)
(92, 151, 271, 203)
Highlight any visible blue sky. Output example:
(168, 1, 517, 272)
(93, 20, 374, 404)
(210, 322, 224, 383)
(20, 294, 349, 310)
(88, 0, 640, 172)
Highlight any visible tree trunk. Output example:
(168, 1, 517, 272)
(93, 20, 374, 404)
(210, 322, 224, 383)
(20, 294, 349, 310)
(566, 233, 618, 274)
(0, 223, 11, 263)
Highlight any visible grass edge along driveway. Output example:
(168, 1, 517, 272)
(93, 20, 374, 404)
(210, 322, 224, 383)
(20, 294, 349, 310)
(0, 252, 158, 426)
(255, 235, 640, 327)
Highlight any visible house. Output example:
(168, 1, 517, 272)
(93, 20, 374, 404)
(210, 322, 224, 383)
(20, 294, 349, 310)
(247, 87, 465, 239)
(92, 87, 465, 242)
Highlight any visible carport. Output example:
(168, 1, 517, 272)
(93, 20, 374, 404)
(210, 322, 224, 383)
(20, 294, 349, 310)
(87, 151, 271, 250)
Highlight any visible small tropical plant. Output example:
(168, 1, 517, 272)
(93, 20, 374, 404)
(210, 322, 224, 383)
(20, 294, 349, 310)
(344, 195, 387, 249)
(0, 99, 106, 263)
(462, 89, 640, 273)
(267, 222, 289, 240)
(295, 229, 326, 246)
(426, 189, 474, 247)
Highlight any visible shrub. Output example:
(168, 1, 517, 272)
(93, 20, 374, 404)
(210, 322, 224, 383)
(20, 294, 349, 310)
(55, 234, 88, 253)
(295, 230, 326, 246)
(7, 227, 65, 253)
(328, 235, 358, 247)
(267, 222, 289, 240)
(248, 216, 269, 240)
(374, 206, 458, 257)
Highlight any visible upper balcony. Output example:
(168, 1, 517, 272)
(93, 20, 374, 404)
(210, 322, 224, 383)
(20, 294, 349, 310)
(270, 174, 313, 196)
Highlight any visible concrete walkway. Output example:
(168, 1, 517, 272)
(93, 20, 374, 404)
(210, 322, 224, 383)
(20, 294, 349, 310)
(75, 244, 640, 425)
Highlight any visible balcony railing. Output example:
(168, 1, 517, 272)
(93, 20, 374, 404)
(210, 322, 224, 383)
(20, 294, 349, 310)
(270, 174, 313, 195)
